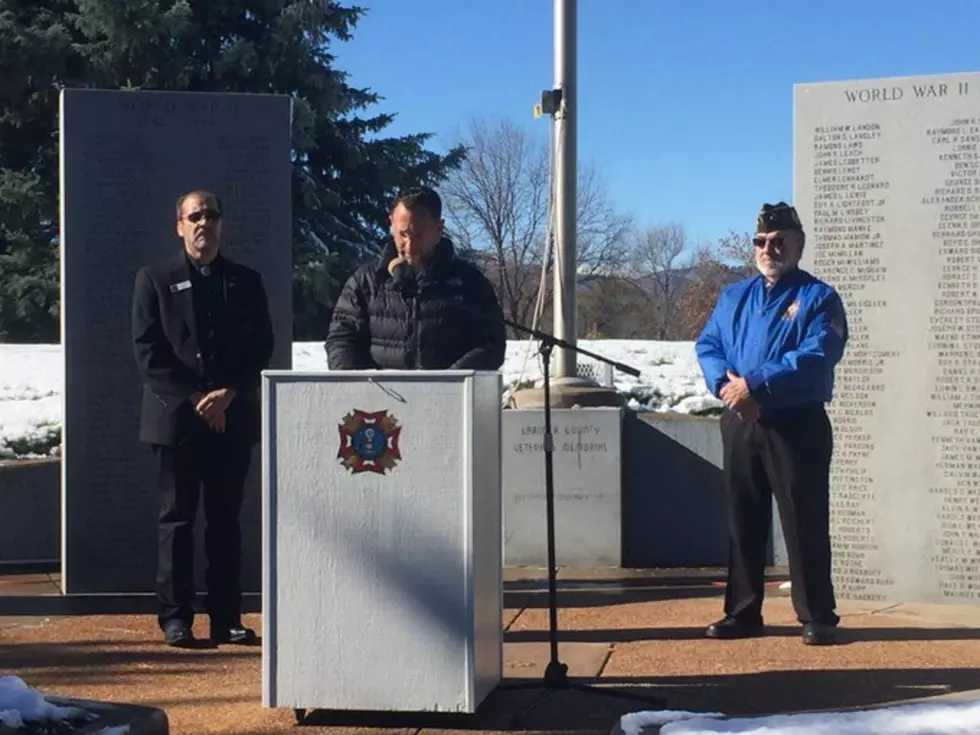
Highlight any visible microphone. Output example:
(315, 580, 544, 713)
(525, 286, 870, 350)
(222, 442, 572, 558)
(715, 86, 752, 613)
(387, 256, 417, 296)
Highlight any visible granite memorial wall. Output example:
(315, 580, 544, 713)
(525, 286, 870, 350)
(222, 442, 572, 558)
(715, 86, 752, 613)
(796, 71, 980, 604)
(60, 89, 292, 593)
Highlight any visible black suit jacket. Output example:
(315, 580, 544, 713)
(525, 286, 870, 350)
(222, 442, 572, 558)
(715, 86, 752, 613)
(131, 251, 274, 446)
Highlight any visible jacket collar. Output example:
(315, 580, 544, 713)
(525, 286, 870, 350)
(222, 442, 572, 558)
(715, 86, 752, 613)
(377, 237, 456, 282)
(168, 249, 227, 275)
(758, 265, 808, 297)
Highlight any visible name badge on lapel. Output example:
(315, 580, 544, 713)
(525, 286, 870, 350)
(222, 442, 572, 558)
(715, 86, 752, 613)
(169, 280, 192, 294)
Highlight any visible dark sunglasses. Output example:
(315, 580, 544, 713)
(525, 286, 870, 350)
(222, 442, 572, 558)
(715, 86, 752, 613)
(185, 208, 222, 224)
(753, 235, 785, 249)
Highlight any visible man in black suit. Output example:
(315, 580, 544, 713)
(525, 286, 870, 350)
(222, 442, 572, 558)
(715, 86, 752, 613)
(131, 190, 273, 648)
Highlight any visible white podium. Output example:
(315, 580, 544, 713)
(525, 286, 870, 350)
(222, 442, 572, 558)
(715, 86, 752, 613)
(261, 370, 503, 713)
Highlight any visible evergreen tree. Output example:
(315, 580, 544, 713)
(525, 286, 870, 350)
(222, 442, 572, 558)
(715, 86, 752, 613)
(0, 0, 463, 341)
(0, 0, 79, 341)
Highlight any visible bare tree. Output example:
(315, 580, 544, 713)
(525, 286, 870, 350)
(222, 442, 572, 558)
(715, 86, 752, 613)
(629, 223, 691, 339)
(578, 277, 641, 338)
(717, 229, 755, 270)
(576, 165, 634, 279)
(442, 117, 632, 333)
(676, 230, 755, 339)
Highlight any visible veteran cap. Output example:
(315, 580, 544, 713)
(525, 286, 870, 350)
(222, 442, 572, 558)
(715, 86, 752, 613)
(756, 201, 803, 233)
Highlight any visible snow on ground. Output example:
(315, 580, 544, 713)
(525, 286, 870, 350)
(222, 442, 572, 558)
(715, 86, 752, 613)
(0, 345, 62, 459)
(295, 338, 720, 412)
(0, 340, 722, 459)
(0, 675, 92, 730)
(620, 700, 980, 734)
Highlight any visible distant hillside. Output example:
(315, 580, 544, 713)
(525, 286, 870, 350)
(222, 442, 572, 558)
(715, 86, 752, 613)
(578, 264, 750, 294)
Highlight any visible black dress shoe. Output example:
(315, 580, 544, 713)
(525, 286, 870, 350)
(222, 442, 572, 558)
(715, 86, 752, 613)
(163, 623, 195, 648)
(211, 624, 257, 645)
(705, 616, 764, 639)
(802, 622, 837, 646)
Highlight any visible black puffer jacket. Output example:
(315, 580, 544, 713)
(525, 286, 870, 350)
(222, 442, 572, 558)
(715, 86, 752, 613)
(325, 238, 507, 371)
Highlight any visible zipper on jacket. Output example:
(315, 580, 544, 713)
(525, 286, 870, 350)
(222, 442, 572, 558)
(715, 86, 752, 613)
(412, 294, 421, 368)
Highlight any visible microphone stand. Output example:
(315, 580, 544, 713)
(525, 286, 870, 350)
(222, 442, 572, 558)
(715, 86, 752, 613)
(465, 306, 667, 724)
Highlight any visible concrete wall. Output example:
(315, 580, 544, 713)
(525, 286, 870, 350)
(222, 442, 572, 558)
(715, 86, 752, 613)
(1, 413, 788, 572)
(0, 459, 60, 565)
(622, 412, 729, 567)
(624, 413, 787, 568)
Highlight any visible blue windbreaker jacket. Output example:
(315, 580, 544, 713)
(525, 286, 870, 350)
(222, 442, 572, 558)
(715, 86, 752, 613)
(695, 268, 848, 415)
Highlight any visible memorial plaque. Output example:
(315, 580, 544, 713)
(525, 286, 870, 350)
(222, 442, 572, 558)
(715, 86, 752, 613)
(502, 408, 622, 566)
(60, 89, 292, 593)
(796, 71, 980, 604)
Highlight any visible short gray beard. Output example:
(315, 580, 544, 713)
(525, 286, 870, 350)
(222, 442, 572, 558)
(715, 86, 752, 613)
(757, 260, 793, 282)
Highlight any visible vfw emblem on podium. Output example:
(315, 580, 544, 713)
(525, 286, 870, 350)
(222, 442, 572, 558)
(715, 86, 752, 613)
(337, 409, 403, 475)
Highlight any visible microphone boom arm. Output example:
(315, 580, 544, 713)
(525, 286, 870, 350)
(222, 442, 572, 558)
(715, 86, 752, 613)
(459, 303, 641, 379)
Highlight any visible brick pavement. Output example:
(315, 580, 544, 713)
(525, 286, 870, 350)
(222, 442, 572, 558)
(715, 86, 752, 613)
(2, 570, 980, 734)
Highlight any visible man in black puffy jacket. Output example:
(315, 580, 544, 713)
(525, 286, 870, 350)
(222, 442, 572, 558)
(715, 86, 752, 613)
(325, 186, 507, 371)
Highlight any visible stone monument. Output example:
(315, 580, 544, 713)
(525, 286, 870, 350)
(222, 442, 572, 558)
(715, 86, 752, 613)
(59, 89, 292, 594)
(502, 407, 622, 566)
(796, 71, 980, 604)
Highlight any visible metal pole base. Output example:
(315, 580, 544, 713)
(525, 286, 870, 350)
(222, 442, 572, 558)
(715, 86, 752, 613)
(499, 672, 666, 728)
(495, 339, 666, 728)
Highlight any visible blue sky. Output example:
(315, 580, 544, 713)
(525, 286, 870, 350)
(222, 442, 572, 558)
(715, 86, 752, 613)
(332, 0, 980, 248)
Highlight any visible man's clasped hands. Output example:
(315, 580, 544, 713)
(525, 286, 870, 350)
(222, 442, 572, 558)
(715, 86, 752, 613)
(189, 388, 236, 433)
(720, 370, 760, 423)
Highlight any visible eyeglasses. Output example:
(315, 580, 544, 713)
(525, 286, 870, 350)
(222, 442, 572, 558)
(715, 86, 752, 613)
(753, 235, 785, 250)
(184, 209, 222, 224)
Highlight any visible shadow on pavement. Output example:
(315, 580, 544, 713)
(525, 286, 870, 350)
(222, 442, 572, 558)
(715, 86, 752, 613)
(502, 575, 733, 609)
(598, 667, 980, 716)
(505, 624, 980, 644)
(0, 578, 725, 616)
(0, 639, 251, 684)
(250, 667, 980, 733)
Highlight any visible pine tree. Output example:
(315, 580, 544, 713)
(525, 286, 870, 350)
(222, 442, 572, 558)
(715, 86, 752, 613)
(0, 0, 80, 341)
(0, 0, 463, 341)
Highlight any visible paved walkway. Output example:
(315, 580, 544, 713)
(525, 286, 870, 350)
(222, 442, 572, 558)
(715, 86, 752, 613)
(2, 568, 980, 734)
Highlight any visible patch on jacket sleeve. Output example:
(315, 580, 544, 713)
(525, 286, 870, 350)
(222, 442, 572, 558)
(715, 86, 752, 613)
(830, 317, 845, 337)
(782, 299, 800, 321)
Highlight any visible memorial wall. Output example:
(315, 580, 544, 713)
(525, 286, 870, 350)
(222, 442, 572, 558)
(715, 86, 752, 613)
(796, 71, 980, 603)
(60, 89, 292, 593)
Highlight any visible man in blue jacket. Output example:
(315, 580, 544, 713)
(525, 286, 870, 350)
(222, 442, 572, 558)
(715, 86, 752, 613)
(696, 201, 848, 646)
